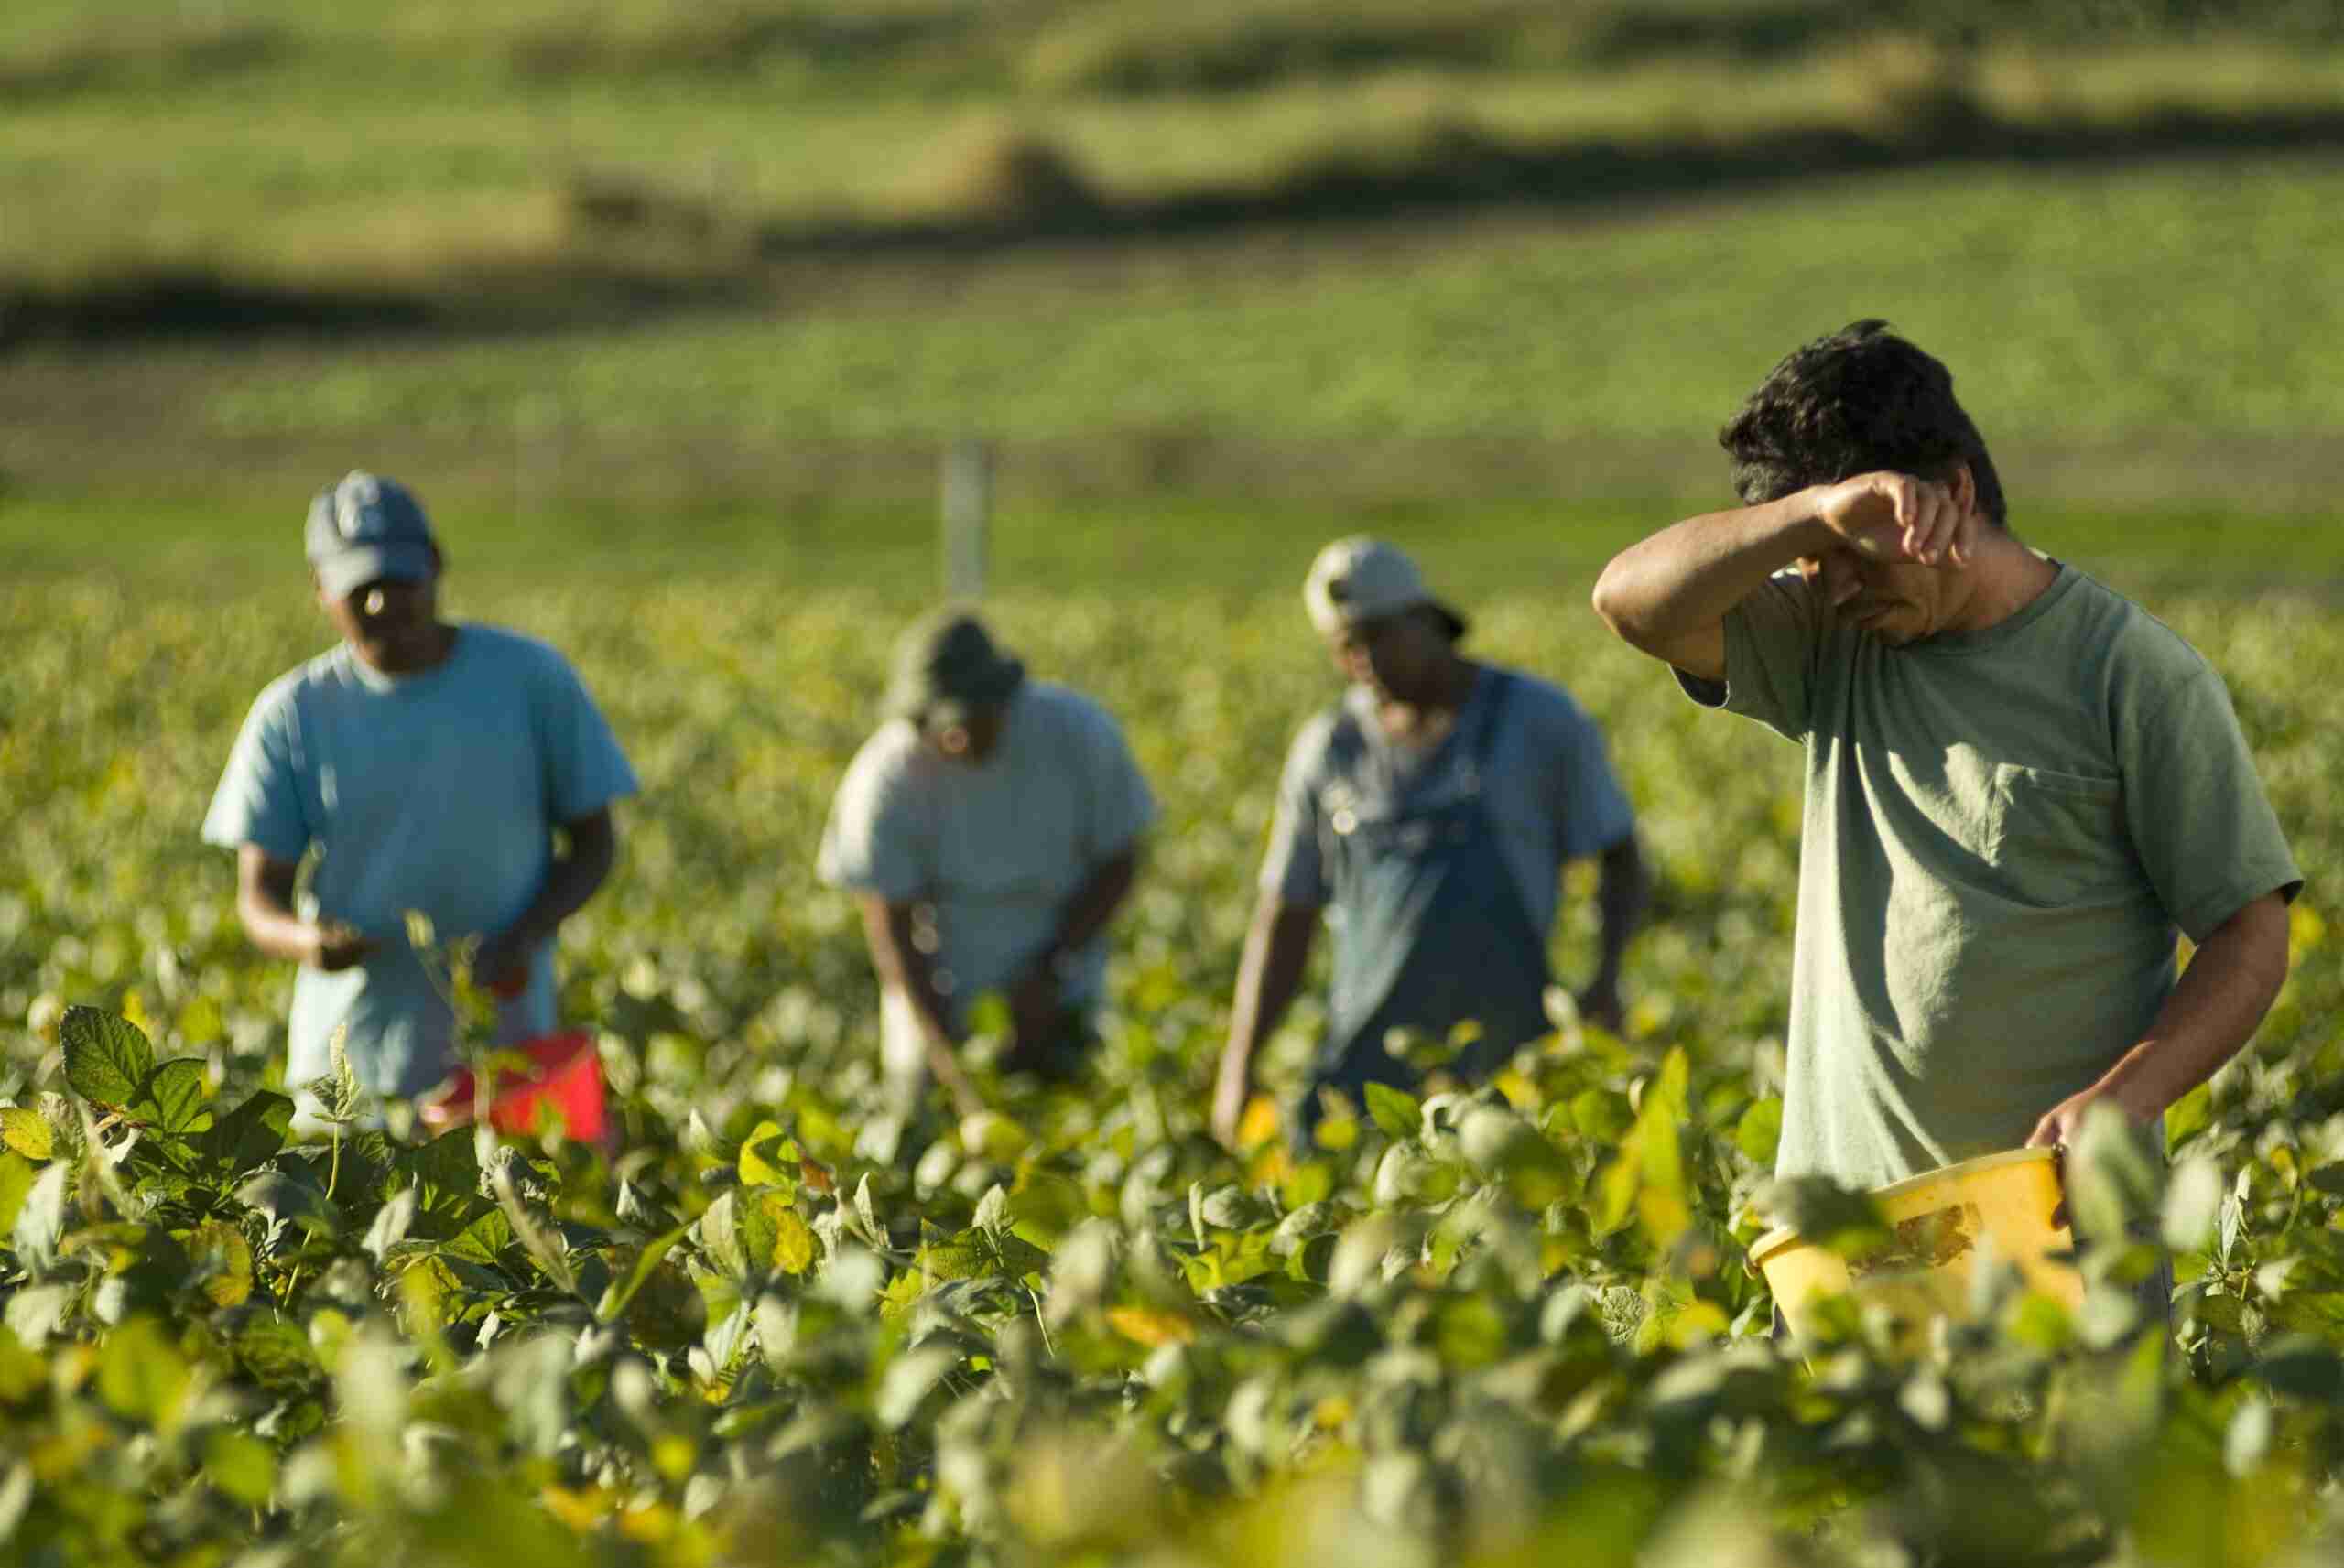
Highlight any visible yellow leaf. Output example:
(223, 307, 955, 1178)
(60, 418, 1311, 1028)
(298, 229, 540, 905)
(540, 1484, 612, 1532)
(1236, 1094, 1280, 1152)
(1104, 1305, 1195, 1347)
(1493, 1070, 1538, 1111)
(737, 1119, 798, 1189)
(0, 1107, 51, 1162)
(769, 1204, 817, 1276)
(1665, 1300, 1731, 1350)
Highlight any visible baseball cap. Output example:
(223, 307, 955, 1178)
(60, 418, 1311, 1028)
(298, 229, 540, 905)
(884, 610, 1026, 727)
(304, 471, 439, 601)
(1303, 536, 1467, 639)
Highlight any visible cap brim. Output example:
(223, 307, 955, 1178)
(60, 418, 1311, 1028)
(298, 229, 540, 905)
(314, 541, 434, 601)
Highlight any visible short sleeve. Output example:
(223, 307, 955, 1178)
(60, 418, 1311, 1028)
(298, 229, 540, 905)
(201, 685, 310, 863)
(1535, 690, 1636, 860)
(817, 734, 929, 903)
(1257, 717, 1333, 908)
(529, 649, 640, 823)
(1677, 570, 1823, 742)
(1071, 699, 1157, 860)
(2122, 671, 2302, 943)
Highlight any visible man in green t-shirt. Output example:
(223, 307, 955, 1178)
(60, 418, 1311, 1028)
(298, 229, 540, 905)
(1592, 320, 2300, 1195)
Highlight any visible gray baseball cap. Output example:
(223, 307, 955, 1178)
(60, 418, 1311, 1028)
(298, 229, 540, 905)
(1303, 536, 1467, 639)
(304, 471, 439, 601)
(884, 610, 1026, 727)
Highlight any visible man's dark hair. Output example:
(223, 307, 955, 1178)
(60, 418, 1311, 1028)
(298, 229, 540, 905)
(1719, 319, 2008, 527)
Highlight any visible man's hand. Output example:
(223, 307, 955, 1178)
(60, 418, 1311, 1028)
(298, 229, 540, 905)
(1810, 472, 1976, 571)
(1574, 979, 1625, 1037)
(472, 928, 537, 1000)
(1006, 966, 1061, 1055)
(2025, 1079, 2154, 1151)
(306, 920, 377, 972)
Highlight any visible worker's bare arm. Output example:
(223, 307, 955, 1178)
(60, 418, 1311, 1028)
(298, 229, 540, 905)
(855, 892, 983, 1118)
(1591, 475, 1973, 682)
(1210, 896, 1321, 1148)
(233, 843, 375, 970)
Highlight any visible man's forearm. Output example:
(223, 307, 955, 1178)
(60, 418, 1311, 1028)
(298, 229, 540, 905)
(502, 814, 617, 949)
(1590, 836, 1650, 992)
(1216, 902, 1318, 1106)
(856, 895, 978, 1106)
(1591, 490, 1828, 652)
(237, 883, 320, 965)
(2030, 894, 2291, 1150)
(1035, 847, 1140, 970)
(2098, 894, 2292, 1119)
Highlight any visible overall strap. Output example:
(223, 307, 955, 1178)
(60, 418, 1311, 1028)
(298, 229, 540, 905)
(1470, 668, 1516, 772)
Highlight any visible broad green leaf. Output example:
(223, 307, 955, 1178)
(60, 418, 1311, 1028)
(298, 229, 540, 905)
(135, 1058, 212, 1137)
(0, 1108, 51, 1162)
(920, 1232, 994, 1283)
(1363, 1082, 1421, 1141)
(972, 1182, 1011, 1237)
(443, 1206, 514, 1266)
(98, 1317, 191, 1430)
(59, 1006, 153, 1107)
(737, 1188, 781, 1278)
(874, 1344, 959, 1429)
(597, 1224, 690, 1322)
(1734, 1097, 1783, 1167)
(2165, 1081, 2214, 1152)
(399, 1125, 480, 1207)
(185, 1218, 254, 1309)
(853, 1173, 884, 1249)
(12, 1162, 67, 1271)
(202, 1430, 277, 1508)
(236, 1170, 339, 1237)
(202, 1091, 294, 1174)
(1568, 1087, 1632, 1144)
(2164, 1154, 2224, 1252)
(700, 1192, 749, 1279)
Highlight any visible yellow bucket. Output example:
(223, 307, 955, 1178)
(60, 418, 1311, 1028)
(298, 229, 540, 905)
(1751, 1147, 2084, 1345)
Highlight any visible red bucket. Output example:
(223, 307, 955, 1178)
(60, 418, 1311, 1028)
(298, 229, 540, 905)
(420, 1032, 611, 1149)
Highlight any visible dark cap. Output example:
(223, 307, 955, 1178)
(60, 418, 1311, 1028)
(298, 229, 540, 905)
(885, 610, 1026, 727)
(304, 471, 438, 601)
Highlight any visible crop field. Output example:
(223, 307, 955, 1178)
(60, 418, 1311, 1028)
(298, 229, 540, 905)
(11, 3, 2344, 1563)
(5, 562, 2344, 1566)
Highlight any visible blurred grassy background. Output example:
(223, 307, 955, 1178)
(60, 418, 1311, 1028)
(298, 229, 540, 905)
(5, 0, 2341, 580)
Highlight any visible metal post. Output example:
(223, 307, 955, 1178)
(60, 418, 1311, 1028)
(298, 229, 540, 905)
(941, 439, 992, 601)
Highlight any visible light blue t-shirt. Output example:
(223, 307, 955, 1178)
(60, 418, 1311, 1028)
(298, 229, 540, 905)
(1261, 663, 1636, 938)
(202, 624, 638, 1101)
(817, 682, 1156, 1081)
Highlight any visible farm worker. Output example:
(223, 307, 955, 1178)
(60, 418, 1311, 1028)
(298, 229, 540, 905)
(819, 610, 1156, 1119)
(202, 472, 638, 1130)
(1211, 539, 1649, 1149)
(1592, 319, 2301, 1199)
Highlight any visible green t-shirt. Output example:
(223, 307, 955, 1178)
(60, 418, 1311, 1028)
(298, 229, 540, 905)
(1681, 562, 2301, 1188)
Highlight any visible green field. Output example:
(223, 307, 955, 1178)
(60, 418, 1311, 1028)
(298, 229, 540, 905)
(11, 3, 2344, 1562)
(5, 574, 2344, 1564)
(8, 156, 2344, 555)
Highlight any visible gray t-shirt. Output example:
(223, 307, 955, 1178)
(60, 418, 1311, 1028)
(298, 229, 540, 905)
(1682, 563, 2300, 1188)
(1261, 664, 1636, 936)
(817, 682, 1156, 1076)
(202, 625, 639, 1101)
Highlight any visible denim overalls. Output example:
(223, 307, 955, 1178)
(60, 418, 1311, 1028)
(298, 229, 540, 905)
(1300, 671, 1552, 1138)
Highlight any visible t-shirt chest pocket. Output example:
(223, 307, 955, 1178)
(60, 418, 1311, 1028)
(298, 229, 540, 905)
(1986, 763, 2126, 906)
